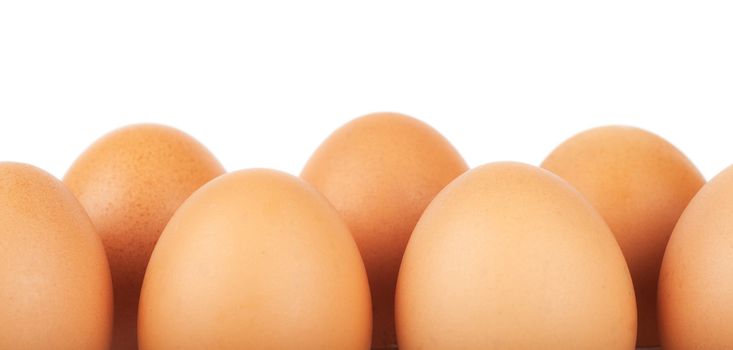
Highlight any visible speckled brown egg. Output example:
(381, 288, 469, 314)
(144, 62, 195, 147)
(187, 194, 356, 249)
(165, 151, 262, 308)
(301, 112, 468, 349)
(541, 126, 704, 347)
(0, 162, 113, 350)
(63, 124, 225, 350)
(658, 165, 733, 349)
(138, 169, 372, 349)
(395, 162, 637, 349)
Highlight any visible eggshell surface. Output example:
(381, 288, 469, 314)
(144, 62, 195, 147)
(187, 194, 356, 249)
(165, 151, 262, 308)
(658, 165, 733, 349)
(0, 162, 113, 350)
(138, 169, 372, 350)
(395, 162, 637, 349)
(63, 124, 225, 350)
(541, 126, 703, 346)
(301, 112, 468, 348)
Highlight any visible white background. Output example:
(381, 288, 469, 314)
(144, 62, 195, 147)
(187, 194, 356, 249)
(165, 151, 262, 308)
(1, 1, 732, 181)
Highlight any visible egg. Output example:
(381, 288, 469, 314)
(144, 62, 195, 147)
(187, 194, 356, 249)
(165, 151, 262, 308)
(658, 165, 733, 348)
(138, 169, 372, 349)
(301, 112, 468, 348)
(540, 126, 704, 347)
(63, 124, 225, 350)
(0, 162, 113, 349)
(395, 162, 637, 349)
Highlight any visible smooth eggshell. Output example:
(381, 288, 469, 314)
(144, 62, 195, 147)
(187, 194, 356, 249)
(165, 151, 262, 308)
(541, 126, 704, 347)
(395, 162, 637, 349)
(658, 165, 733, 349)
(301, 112, 468, 348)
(138, 169, 372, 349)
(0, 162, 113, 350)
(63, 124, 225, 350)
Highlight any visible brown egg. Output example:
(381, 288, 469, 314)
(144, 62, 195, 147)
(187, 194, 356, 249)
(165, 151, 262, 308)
(541, 126, 704, 347)
(138, 169, 372, 349)
(395, 162, 637, 349)
(0, 162, 113, 349)
(301, 112, 468, 348)
(658, 165, 733, 348)
(63, 124, 224, 350)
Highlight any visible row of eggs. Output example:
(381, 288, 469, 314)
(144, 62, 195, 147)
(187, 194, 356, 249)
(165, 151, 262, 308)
(0, 113, 727, 349)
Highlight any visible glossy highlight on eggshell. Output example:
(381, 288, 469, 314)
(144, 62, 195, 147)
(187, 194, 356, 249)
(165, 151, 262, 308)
(395, 162, 637, 349)
(541, 126, 704, 347)
(63, 124, 225, 350)
(0, 162, 114, 350)
(138, 169, 372, 349)
(301, 112, 468, 349)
